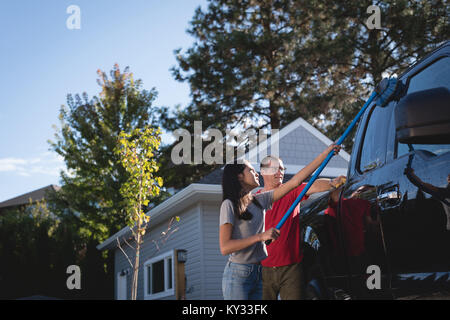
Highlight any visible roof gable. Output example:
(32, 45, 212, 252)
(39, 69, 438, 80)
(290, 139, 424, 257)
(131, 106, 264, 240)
(242, 117, 350, 166)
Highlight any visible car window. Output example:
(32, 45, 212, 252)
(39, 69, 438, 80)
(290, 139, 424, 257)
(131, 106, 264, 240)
(397, 143, 450, 158)
(397, 56, 450, 158)
(359, 103, 394, 173)
(385, 101, 397, 162)
(407, 57, 450, 94)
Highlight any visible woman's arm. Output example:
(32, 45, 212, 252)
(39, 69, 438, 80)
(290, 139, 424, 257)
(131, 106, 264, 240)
(273, 144, 341, 202)
(219, 224, 279, 256)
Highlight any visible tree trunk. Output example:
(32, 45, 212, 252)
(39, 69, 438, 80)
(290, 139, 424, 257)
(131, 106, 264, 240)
(131, 232, 141, 300)
(269, 101, 280, 130)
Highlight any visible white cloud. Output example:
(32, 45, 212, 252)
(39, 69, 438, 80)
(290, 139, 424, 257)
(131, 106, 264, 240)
(0, 153, 67, 177)
(0, 158, 27, 172)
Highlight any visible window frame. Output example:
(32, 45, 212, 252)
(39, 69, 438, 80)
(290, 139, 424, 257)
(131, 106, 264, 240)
(348, 104, 372, 178)
(404, 56, 450, 95)
(356, 103, 392, 174)
(385, 101, 398, 163)
(394, 55, 450, 160)
(143, 250, 175, 300)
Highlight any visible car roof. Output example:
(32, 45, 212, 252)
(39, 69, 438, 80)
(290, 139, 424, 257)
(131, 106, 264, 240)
(398, 40, 450, 81)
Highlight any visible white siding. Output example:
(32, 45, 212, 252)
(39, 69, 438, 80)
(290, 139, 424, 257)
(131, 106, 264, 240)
(114, 203, 203, 300)
(201, 202, 228, 300)
(114, 248, 130, 300)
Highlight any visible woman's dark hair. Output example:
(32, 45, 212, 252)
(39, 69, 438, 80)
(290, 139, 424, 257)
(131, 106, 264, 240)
(222, 162, 253, 220)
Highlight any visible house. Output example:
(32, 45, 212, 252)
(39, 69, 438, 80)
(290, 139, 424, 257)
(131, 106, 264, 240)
(97, 117, 350, 300)
(0, 184, 60, 214)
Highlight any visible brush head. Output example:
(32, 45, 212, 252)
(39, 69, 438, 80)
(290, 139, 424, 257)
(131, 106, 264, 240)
(375, 77, 399, 107)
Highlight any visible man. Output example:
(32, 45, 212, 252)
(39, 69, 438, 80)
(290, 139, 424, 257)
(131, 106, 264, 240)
(258, 155, 346, 300)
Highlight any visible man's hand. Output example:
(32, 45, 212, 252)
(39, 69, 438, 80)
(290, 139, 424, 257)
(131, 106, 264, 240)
(329, 176, 345, 204)
(307, 175, 346, 196)
(331, 175, 347, 189)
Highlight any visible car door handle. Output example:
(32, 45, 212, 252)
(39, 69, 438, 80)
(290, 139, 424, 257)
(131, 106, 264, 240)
(377, 191, 401, 202)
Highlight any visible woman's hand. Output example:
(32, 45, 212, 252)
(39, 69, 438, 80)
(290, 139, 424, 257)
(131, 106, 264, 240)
(259, 228, 280, 242)
(324, 143, 341, 156)
(220, 224, 279, 255)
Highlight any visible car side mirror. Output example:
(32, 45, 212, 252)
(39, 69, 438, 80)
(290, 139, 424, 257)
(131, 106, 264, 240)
(395, 87, 450, 144)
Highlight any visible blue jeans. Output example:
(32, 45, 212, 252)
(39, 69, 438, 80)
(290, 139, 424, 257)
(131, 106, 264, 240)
(222, 261, 262, 300)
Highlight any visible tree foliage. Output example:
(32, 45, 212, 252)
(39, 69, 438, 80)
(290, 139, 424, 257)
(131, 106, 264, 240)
(48, 64, 159, 241)
(312, 0, 450, 148)
(159, 0, 450, 186)
(168, 0, 343, 132)
(115, 126, 164, 300)
(45, 65, 162, 298)
(0, 199, 87, 299)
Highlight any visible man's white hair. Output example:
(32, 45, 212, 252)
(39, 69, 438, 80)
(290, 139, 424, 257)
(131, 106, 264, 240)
(260, 155, 282, 175)
(260, 155, 281, 169)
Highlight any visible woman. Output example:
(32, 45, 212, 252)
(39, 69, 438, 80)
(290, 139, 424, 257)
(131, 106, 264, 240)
(219, 143, 341, 300)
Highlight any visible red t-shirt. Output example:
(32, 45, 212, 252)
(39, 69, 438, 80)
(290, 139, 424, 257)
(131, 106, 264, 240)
(258, 183, 309, 267)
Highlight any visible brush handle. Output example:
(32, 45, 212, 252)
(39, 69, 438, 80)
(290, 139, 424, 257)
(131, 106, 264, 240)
(265, 91, 378, 246)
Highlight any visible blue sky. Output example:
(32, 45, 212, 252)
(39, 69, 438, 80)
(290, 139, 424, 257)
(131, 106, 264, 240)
(0, 0, 208, 202)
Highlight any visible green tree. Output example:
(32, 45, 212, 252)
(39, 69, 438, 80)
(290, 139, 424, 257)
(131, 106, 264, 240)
(169, 0, 336, 132)
(155, 119, 223, 190)
(160, 0, 336, 188)
(48, 64, 159, 242)
(114, 126, 165, 300)
(310, 0, 450, 148)
(0, 199, 82, 299)
(161, 0, 449, 172)
(47, 64, 161, 298)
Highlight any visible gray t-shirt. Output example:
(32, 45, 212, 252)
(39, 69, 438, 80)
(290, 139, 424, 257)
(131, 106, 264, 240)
(219, 190, 274, 264)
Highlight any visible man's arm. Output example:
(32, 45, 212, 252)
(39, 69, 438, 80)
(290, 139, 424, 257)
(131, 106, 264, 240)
(306, 176, 346, 196)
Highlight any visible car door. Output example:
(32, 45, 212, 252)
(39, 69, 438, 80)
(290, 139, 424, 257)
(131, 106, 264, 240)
(337, 99, 394, 299)
(339, 47, 450, 299)
(382, 53, 450, 299)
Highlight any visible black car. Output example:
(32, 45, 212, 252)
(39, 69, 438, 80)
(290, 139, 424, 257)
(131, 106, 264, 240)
(300, 40, 450, 300)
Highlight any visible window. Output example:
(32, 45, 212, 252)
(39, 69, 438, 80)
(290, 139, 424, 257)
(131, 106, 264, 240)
(406, 57, 450, 94)
(397, 143, 450, 158)
(385, 102, 397, 162)
(144, 251, 174, 299)
(358, 102, 394, 173)
(396, 57, 450, 158)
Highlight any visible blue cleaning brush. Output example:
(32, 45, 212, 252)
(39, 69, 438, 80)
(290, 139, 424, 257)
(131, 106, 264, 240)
(375, 77, 400, 107)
